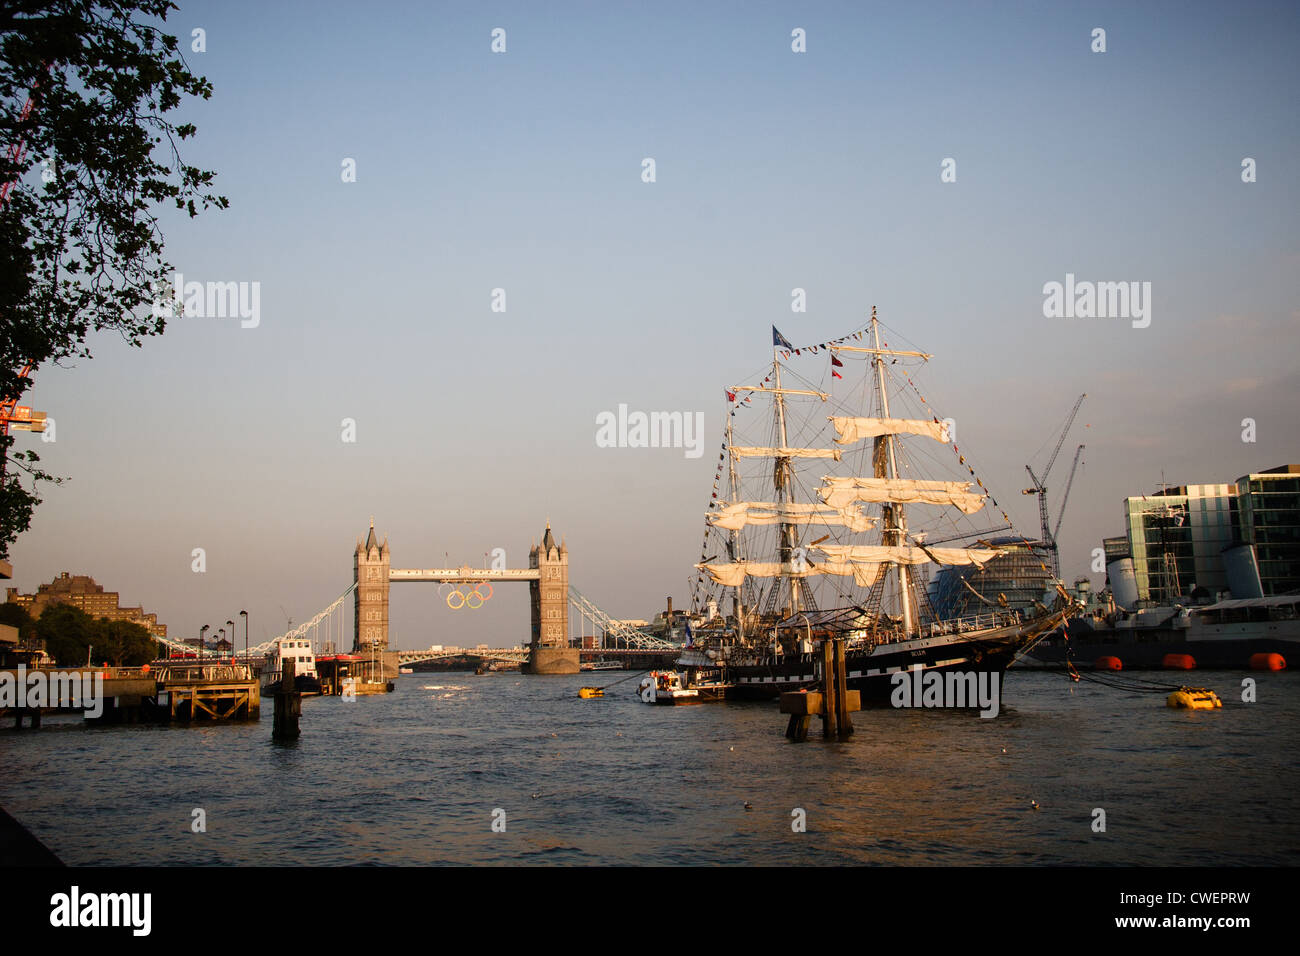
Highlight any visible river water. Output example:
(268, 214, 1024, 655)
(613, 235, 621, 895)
(2, 669, 1297, 865)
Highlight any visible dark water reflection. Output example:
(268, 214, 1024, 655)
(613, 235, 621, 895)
(2, 670, 1296, 865)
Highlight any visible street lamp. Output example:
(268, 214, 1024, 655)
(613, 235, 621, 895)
(239, 610, 248, 671)
(226, 619, 235, 660)
(200, 624, 209, 661)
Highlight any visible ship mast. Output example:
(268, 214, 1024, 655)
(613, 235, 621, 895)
(772, 346, 800, 618)
(725, 412, 745, 642)
(869, 308, 915, 636)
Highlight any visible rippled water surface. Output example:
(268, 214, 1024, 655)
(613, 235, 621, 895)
(2, 669, 1297, 865)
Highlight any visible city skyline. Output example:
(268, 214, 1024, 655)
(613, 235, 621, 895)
(5, 0, 1298, 648)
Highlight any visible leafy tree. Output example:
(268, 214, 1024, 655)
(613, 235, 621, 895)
(35, 601, 156, 664)
(0, 598, 31, 626)
(35, 600, 92, 663)
(0, 0, 226, 557)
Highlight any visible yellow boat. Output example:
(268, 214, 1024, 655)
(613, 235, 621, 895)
(578, 687, 604, 699)
(1167, 687, 1222, 710)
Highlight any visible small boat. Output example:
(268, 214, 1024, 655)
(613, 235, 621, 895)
(399, 667, 413, 674)
(1167, 686, 1222, 710)
(578, 687, 604, 699)
(638, 670, 701, 705)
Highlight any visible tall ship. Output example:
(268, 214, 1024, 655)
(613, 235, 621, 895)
(680, 309, 1082, 702)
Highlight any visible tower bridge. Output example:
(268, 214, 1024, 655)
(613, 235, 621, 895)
(229, 522, 678, 672)
(355, 520, 580, 674)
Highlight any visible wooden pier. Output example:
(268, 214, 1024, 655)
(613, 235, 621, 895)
(1, 663, 259, 726)
(156, 662, 259, 721)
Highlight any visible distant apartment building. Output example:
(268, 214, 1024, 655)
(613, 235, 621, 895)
(5, 572, 167, 638)
(1104, 464, 1299, 607)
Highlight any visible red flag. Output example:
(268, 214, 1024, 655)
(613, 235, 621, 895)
(831, 369, 842, 379)
(831, 355, 843, 367)
(726, 390, 736, 402)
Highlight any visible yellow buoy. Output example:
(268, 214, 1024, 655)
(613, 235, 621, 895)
(1166, 686, 1222, 710)
(578, 687, 604, 699)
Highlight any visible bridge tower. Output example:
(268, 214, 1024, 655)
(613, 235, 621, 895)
(526, 523, 579, 674)
(354, 518, 390, 653)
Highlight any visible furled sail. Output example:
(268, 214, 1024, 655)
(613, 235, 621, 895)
(695, 561, 819, 587)
(811, 544, 1003, 567)
(730, 445, 842, 461)
(706, 501, 876, 533)
(829, 417, 950, 445)
(818, 476, 986, 514)
(695, 557, 885, 588)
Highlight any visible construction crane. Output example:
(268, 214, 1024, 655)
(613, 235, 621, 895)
(1022, 393, 1086, 579)
(1052, 444, 1086, 546)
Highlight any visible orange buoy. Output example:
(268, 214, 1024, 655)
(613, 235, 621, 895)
(1249, 652, 1286, 671)
(1094, 656, 1123, 671)
(1162, 653, 1196, 670)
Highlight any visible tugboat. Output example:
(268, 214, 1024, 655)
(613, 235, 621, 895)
(683, 309, 1080, 704)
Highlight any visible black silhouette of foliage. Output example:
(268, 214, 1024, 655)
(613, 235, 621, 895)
(0, 0, 225, 558)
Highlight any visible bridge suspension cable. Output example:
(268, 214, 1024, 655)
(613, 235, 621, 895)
(247, 582, 358, 657)
(568, 586, 678, 650)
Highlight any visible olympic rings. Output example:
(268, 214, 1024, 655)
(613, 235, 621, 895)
(445, 583, 494, 610)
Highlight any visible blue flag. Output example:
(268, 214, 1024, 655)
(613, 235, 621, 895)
(772, 326, 794, 350)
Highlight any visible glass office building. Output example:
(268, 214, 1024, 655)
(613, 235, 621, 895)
(928, 537, 1056, 619)
(1231, 465, 1300, 596)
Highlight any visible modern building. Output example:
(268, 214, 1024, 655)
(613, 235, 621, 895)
(1123, 483, 1236, 605)
(927, 537, 1057, 619)
(1230, 464, 1300, 597)
(1103, 464, 1299, 607)
(5, 572, 167, 638)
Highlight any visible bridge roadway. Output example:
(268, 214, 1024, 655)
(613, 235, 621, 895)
(389, 568, 540, 583)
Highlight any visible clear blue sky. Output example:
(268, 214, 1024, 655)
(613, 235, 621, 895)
(9, 0, 1299, 648)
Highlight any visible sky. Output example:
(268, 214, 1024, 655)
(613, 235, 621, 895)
(7, 0, 1299, 650)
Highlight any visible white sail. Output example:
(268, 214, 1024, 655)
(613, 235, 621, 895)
(812, 543, 1003, 567)
(818, 476, 986, 514)
(707, 501, 876, 533)
(696, 557, 884, 588)
(695, 561, 820, 587)
(730, 445, 842, 461)
(829, 417, 950, 445)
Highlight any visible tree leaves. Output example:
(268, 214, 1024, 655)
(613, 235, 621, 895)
(1, 0, 226, 557)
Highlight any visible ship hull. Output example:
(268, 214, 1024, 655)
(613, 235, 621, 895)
(1028, 632, 1297, 669)
(707, 619, 1053, 704)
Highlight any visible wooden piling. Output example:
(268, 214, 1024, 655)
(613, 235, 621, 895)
(780, 640, 859, 743)
(272, 660, 300, 741)
(833, 639, 853, 737)
(821, 639, 838, 738)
